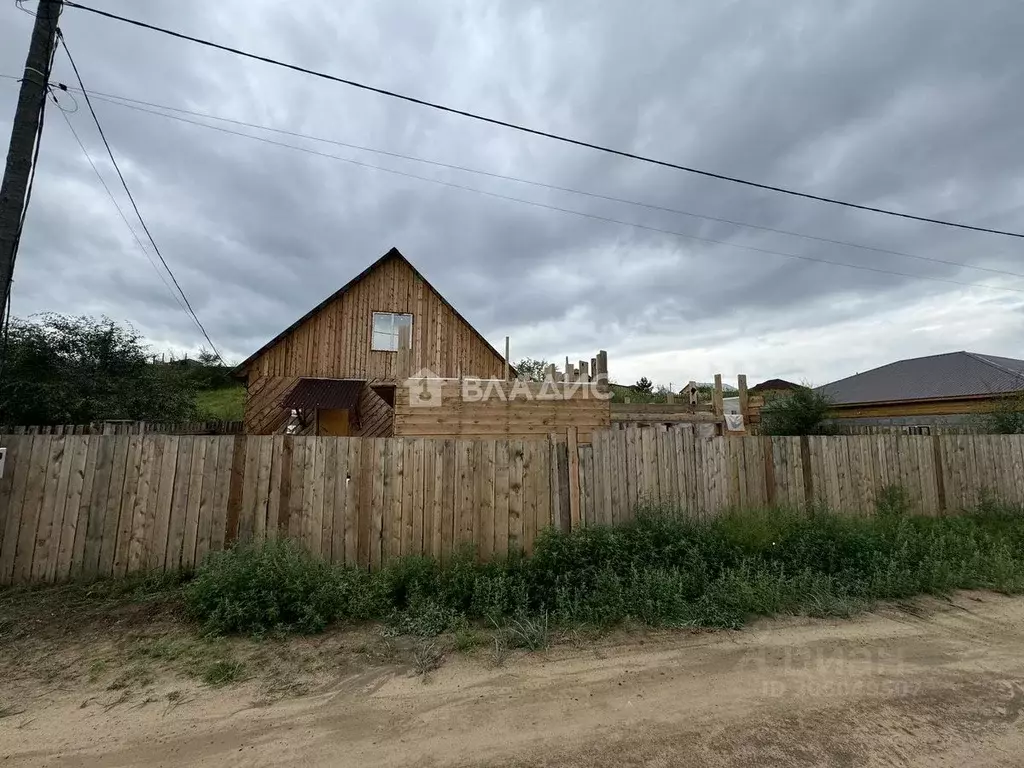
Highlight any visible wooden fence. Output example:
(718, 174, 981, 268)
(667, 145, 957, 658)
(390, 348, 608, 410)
(1, 421, 243, 436)
(1, 430, 1023, 585)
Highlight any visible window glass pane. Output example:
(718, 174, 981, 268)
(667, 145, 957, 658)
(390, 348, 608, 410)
(372, 331, 395, 351)
(372, 312, 393, 335)
(371, 312, 412, 351)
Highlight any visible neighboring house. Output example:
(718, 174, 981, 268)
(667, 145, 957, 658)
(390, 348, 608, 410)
(820, 351, 1024, 427)
(749, 378, 803, 398)
(234, 247, 509, 435)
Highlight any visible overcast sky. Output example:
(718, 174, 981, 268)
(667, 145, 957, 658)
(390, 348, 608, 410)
(1, 0, 1022, 388)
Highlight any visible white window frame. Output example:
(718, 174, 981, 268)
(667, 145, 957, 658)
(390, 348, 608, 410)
(371, 311, 413, 352)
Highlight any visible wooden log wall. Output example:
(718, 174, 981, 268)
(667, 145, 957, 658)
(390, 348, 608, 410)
(2, 431, 1023, 585)
(242, 378, 394, 437)
(394, 379, 611, 444)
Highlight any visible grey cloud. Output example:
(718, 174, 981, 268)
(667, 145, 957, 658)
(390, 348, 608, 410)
(1, 0, 1022, 383)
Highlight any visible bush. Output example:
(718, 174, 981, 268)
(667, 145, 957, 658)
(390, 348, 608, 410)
(185, 539, 345, 634)
(184, 502, 1024, 639)
(759, 386, 836, 436)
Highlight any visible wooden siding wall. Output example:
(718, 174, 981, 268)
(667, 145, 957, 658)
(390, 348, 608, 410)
(394, 380, 611, 444)
(830, 396, 1013, 420)
(245, 256, 506, 381)
(243, 377, 395, 437)
(3, 431, 1024, 585)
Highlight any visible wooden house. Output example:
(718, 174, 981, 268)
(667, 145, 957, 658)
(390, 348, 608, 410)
(234, 247, 509, 436)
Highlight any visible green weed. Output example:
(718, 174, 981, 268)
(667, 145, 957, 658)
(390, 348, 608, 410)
(181, 500, 1024, 641)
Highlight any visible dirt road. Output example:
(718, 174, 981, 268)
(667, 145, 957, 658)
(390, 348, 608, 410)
(4, 592, 1024, 767)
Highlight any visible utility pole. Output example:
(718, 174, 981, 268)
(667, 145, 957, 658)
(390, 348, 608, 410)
(0, 0, 63, 320)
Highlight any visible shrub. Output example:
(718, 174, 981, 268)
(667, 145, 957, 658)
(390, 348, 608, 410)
(185, 539, 345, 634)
(758, 386, 835, 436)
(183, 503, 1024, 640)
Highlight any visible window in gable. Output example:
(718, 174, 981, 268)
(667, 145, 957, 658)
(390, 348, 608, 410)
(371, 312, 413, 352)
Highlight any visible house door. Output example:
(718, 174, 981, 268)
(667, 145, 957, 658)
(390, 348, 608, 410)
(318, 408, 350, 436)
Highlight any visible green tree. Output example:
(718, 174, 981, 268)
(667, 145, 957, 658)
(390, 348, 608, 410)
(0, 314, 197, 425)
(513, 357, 551, 382)
(633, 377, 653, 394)
(758, 385, 835, 436)
(981, 394, 1024, 434)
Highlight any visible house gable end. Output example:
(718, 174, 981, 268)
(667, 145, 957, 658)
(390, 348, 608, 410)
(236, 248, 507, 382)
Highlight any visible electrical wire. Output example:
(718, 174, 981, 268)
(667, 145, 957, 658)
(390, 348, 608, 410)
(56, 0, 1024, 239)
(32, 79, 1022, 283)
(56, 105, 194, 319)
(57, 31, 225, 362)
(48, 89, 1024, 296)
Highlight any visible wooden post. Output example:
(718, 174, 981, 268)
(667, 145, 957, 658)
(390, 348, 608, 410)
(713, 374, 725, 435)
(504, 336, 510, 381)
(566, 426, 581, 530)
(596, 350, 609, 390)
(738, 374, 749, 421)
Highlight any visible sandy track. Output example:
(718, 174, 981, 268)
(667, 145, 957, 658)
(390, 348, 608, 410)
(4, 593, 1024, 767)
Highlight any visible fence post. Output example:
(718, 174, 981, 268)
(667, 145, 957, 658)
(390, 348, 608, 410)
(932, 434, 947, 515)
(566, 426, 581, 530)
(712, 374, 725, 436)
(738, 374, 749, 428)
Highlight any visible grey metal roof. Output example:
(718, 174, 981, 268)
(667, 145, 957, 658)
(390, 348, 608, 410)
(820, 351, 1024, 405)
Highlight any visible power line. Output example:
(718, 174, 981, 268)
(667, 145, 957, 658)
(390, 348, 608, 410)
(57, 32, 224, 361)
(42, 86, 1024, 296)
(22, 77, 1021, 283)
(55, 103, 195, 319)
(58, 0, 1024, 240)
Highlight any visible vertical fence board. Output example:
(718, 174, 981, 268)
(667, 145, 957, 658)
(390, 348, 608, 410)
(344, 438, 361, 566)
(401, 439, 416, 557)
(536, 440, 552, 537)
(74, 437, 107, 581)
(181, 438, 208, 570)
(371, 438, 387, 568)
(0, 437, 32, 584)
(440, 440, 456, 563)
(478, 440, 495, 560)
(31, 437, 67, 582)
(494, 440, 510, 556)
(148, 436, 180, 572)
(411, 439, 426, 560)
(509, 439, 525, 550)
(195, 437, 221, 567)
(428, 440, 444, 560)
(330, 438, 350, 565)
(522, 440, 538, 552)
(165, 437, 194, 571)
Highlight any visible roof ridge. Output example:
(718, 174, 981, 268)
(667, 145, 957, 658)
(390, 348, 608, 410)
(964, 351, 1024, 383)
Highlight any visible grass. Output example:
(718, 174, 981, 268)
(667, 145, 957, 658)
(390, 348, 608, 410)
(181, 489, 1024, 639)
(194, 385, 245, 421)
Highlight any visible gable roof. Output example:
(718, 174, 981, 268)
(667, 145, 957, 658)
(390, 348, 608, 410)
(234, 247, 510, 377)
(750, 378, 803, 394)
(820, 351, 1024, 405)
